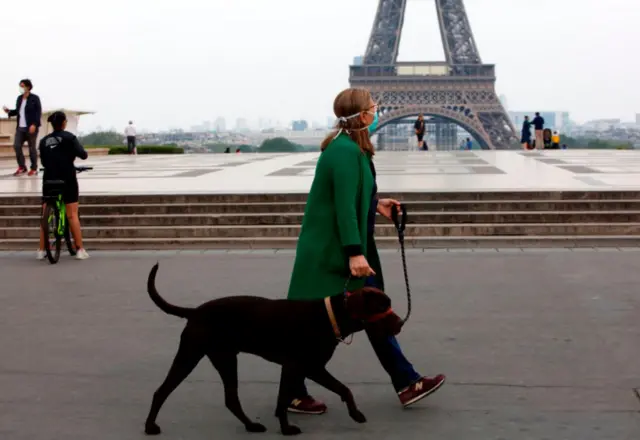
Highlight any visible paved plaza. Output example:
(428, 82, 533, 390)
(1, 249, 638, 439)
(3, 150, 640, 196)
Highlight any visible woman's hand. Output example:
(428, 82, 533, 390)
(349, 255, 376, 278)
(377, 198, 401, 221)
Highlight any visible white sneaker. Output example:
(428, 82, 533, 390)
(36, 250, 45, 260)
(75, 248, 90, 260)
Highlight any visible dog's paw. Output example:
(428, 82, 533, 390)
(349, 409, 367, 424)
(144, 422, 162, 435)
(246, 422, 267, 433)
(281, 425, 302, 436)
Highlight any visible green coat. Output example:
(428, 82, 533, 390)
(287, 133, 384, 300)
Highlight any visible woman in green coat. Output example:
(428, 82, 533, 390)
(286, 88, 445, 415)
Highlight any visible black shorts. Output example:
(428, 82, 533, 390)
(417, 134, 425, 142)
(42, 180, 79, 205)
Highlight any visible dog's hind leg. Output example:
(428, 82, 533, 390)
(144, 336, 204, 436)
(306, 368, 366, 424)
(207, 352, 267, 433)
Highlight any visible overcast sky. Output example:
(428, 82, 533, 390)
(1, 0, 638, 132)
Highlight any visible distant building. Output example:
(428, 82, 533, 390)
(235, 118, 249, 132)
(214, 117, 226, 132)
(499, 94, 508, 110)
(292, 120, 309, 131)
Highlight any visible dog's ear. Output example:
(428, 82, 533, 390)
(348, 287, 391, 316)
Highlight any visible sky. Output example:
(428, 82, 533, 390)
(1, 0, 638, 132)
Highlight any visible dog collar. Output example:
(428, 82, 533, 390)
(324, 297, 352, 345)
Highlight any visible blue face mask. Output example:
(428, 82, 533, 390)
(368, 111, 379, 134)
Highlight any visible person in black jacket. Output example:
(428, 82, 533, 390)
(38, 111, 90, 261)
(2, 79, 42, 176)
(531, 112, 545, 151)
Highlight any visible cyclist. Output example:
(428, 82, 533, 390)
(37, 111, 90, 260)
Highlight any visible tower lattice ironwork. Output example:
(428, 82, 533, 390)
(350, 0, 517, 149)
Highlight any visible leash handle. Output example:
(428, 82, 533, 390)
(391, 204, 407, 234)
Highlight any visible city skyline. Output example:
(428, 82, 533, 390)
(1, 0, 638, 133)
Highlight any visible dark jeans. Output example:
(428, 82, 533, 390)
(14, 128, 38, 170)
(294, 277, 421, 398)
(127, 136, 136, 154)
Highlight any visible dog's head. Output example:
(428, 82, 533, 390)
(344, 287, 403, 337)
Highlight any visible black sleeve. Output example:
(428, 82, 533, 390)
(344, 244, 363, 258)
(70, 135, 88, 160)
(33, 95, 42, 126)
(39, 138, 49, 169)
(414, 120, 419, 129)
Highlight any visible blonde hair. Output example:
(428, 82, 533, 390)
(320, 88, 375, 155)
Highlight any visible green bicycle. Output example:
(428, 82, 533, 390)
(40, 166, 92, 264)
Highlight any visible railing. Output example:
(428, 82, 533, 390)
(350, 63, 495, 79)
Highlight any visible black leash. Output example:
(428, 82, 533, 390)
(391, 204, 412, 324)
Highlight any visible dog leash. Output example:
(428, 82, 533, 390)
(391, 204, 412, 324)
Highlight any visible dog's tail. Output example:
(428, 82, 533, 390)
(147, 263, 194, 319)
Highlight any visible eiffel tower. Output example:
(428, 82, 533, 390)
(350, 0, 518, 149)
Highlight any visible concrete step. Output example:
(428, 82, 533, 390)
(5, 199, 640, 216)
(4, 211, 640, 228)
(2, 191, 640, 206)
(2, 235, 640, 251)
(3, 223, 640, 239)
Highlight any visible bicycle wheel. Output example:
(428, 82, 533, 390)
(64, 220, 77, 256)
(42, 203, 62, 264)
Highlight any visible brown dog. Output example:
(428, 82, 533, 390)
(144, 263, 403, 436)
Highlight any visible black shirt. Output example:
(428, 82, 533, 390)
(414, 119, 425, 135)
(532, 116, 545, 130)
(39, 130, 88, 182)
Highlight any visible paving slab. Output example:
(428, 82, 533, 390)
(3, 150, 640, 196)
(0, 251, 639, 439)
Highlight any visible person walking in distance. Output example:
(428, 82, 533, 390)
(531, 112, 545, 151)
(3, 79, 42, 176)
(125, 121, 137, 155)
(414, 113, 427, 150)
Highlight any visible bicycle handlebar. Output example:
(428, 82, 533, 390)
(39, 166, 93, 173)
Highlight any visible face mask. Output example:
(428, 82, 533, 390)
(367, 111, 379, 134)
(334, 105, 379, 139)
(19, 87, 26, 94)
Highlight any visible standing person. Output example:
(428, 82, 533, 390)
(37, 111, 90, 260)
(414, 113, 427, 150)
(551, 130, 560, 149)
(465, 137, 473, 150)
(531, 112, 545, 150)
(125, 121, 137, 155)
(521, 116, 532, 149)
(285, 88, 446, 415)
(2, 79, 42, 176)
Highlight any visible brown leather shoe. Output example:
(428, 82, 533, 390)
(398, 375, 446, 407)
(287, 396, 328, 415)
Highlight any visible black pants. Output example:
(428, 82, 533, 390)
(127, 136, 136, 154)
(14, 128, 38, 170)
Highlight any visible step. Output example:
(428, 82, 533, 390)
(5, 199, 640, 216)
(2, 235, 640, 251)
(3, 211, 640, 228)
(2, 191, 640, 206)
(3, 223, 640, 239)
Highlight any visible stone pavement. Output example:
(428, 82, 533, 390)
(1, 250, 639, 440)
(3, 150, 640, 196)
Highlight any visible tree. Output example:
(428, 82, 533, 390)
(259, 137, 304, 152)
(80, 131, 124, 146)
